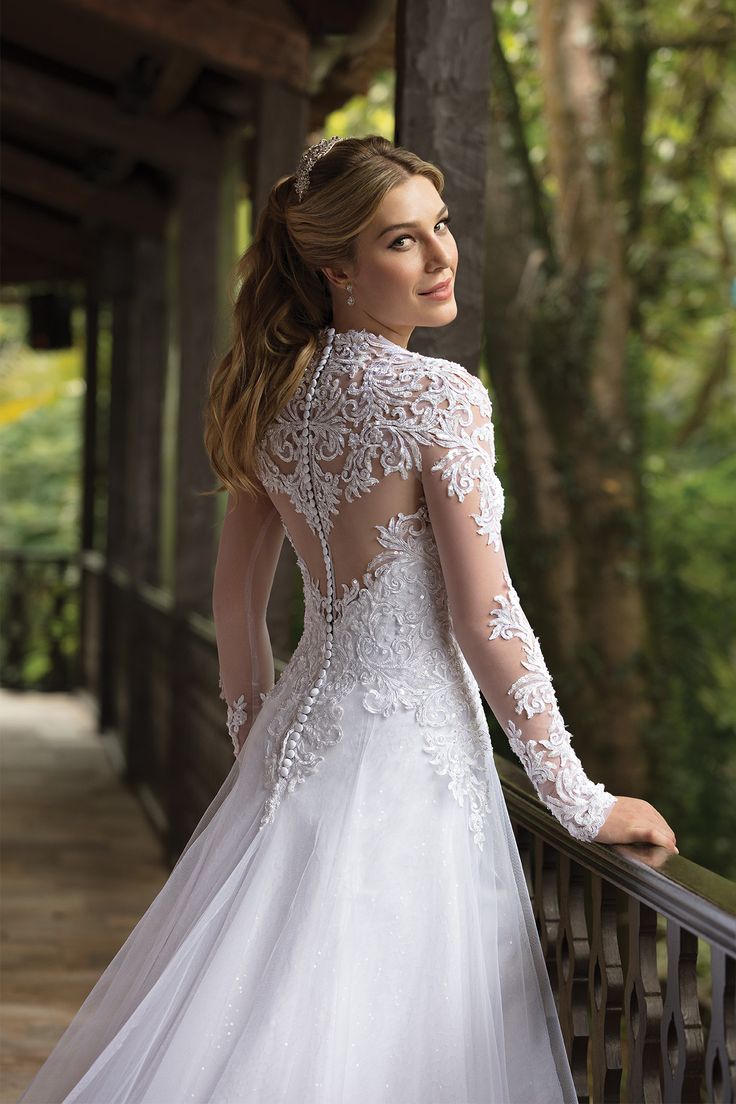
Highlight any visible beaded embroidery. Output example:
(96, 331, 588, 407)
(253, 326, 616, 845)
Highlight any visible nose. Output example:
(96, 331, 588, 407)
(427, 238, 454, 271)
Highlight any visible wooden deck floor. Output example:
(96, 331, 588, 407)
(0, 689, 169, 1103)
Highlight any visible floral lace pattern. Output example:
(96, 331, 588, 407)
(488, 570, 617, 841)
(254, 327, 616, 846)
(262, 509, 494, 848)
(255, 328, 504, 546)
(218, 672, 248, 757)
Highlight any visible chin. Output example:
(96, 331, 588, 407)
(421, 302, 458, 328)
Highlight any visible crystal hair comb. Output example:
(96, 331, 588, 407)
(293, 136, 344, 202)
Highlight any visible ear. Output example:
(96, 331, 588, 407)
(320, 264, 352, 291)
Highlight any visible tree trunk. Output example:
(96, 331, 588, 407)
(484, 1, 654, 794)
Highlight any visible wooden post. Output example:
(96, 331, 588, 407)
(170, 128, 245, 615)
(80, 259, 100, 699)
(128, 236, 167, 589)
(81, 276, 99, 556)
(122, 235, 169, 794)
(250, 78, 309, 225)
(394, 0, 493, 375)
(97, 228, 135, 739)
(166, 128, 244, 854)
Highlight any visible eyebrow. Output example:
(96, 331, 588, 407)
(376, 204, 449, 239)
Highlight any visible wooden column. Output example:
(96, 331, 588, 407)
(394, 0, 493, 374)
(250, 78, 309, 226)
(97, 228, 135, 736)
(81, 276, 99, 555)
(103, 230, 136, 574)
(166, 128, 245, 854)
(171, 131, 242, 617)
(123, 234, 168, 797)
(80, 245, 102, 704)
(127, 235, 167, 588)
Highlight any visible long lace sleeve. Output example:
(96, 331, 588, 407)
(212, 484, 285, 756)
(417, 363, 618, 842)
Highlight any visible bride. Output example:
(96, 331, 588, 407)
(19, 134, 677, 1104)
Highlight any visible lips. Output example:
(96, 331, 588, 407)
(419, 277, 452, 295)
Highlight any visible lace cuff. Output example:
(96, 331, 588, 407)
(218, 672, 248, 757)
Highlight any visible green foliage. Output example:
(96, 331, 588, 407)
(323, 71, 395, 140)
(0, 295, 85, 688)
(0, 299, 85, 550)
(494, 0, 736, 874)
(646, 450, 736, 873)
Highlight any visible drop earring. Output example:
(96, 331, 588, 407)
(346, 282, 355, 306)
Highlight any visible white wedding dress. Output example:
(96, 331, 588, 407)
(19, 325, 617, 1104)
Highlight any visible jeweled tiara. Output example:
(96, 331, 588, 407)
(293, 136, 344, 202)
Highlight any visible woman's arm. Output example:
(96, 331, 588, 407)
(418, 365, 676, 850)
(212, 483, 285, 755)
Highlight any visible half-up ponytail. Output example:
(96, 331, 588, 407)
(203, 136, 444, 500)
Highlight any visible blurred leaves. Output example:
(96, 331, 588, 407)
(495, 0, 735, 873)
(0, 301, 84, 550)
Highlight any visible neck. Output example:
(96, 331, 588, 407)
(330, 310, 412, 350)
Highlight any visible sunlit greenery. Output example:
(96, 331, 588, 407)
(492, 0, 736, 873)
(323, 71, 395, 140)
(0, 295, 85, 549)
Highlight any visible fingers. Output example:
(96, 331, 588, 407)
(593, 797, 679, 853)
(642, 802, 678, 852)
(647, 825, 678, 852)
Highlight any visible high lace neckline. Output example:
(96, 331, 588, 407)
(323, 326, 410, 354)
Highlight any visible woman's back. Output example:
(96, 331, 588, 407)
(256, 325, 475, 600)
(252, 324, 615, 848)
(254, 325, 499, 841)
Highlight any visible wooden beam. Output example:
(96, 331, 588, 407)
(0, 241, 87, 283)
(149, 53, 203, 116)
(1, 58, 219, 171)
(1, 196, 91, 269)
(57, 0, 310, 92)
(2, 144, 166, 237)
(194, 72, 256, 121)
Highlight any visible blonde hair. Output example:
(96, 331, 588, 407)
(203, 135, 444, 500)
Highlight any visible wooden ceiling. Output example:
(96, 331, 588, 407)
(0, 0, 395, 285)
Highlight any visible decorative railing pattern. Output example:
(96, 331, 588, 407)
(496, 757, 736, 1103)
(0, 549, 80, 690)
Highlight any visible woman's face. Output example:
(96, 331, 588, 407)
(321, 174, 458, 348)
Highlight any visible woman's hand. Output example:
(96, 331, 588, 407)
(594, 796, 678, 853)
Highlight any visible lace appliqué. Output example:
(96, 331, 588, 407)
(487, 570, 617, 842)
(261, 509, 494, 849)
(252, 328, 613, 846)
(255, 329, 505, 548)
(218, 672, 248, 757)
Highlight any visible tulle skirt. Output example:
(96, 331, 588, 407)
(18, 680, 577, 1104)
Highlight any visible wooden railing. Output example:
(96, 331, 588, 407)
(0, 549, 80, 690)
(496, 757, 736, 1103)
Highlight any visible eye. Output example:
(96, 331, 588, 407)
(389, 215, 452, 250)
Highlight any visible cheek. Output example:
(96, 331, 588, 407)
(369, 253, 418, 294)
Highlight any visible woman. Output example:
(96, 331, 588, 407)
(19, 134, 677, 1104)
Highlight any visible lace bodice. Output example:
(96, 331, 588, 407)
(212, 326, 617, 848)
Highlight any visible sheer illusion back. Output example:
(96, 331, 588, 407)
(257, 328, 424, 599)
